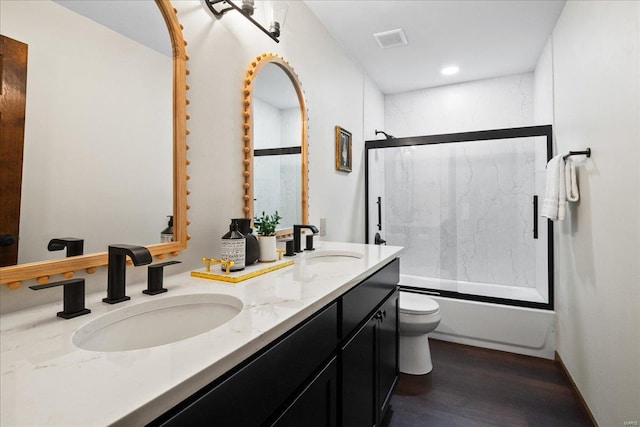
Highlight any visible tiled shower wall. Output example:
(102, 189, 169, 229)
(385, 72, 535, 137)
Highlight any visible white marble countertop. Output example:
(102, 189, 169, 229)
(1, 242, 403, 426)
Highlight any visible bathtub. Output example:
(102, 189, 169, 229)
(400, 274, 556, 360)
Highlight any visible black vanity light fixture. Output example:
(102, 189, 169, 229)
(204, 0, 288, 43)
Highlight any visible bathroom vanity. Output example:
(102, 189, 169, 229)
(0, 242, 403, 426)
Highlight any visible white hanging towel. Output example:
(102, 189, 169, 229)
(541, 154, 567, 221)
(565, 158, 580, 202)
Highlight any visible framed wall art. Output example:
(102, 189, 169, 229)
(335, 126, 352, 172)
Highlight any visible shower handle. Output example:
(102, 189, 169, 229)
(376, 196, 382, 231)
(533, 195, 539, 239)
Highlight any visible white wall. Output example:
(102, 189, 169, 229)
(552, 1, 640, 425)
(533, 37, 554, 125)
(364, 74, 385, 142)
(384, 72, 534, 138)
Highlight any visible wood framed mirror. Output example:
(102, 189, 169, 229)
(0, 0, 188, 288)
(243, 53, 308, 235)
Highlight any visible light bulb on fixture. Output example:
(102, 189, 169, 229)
(441, 66, 460, 76)
(265, 1, 288, 38)
(254, 1, 288, 38)
(241, 0, 255, 16)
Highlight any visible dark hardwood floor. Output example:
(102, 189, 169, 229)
(386, 339, 593, 427)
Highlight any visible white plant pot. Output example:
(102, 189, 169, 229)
(257, 235, 277, 262)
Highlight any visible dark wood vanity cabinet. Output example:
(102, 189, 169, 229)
(150, 258, 399, 427)
(341, 260, 399, 427)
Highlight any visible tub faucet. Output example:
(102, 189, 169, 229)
(103, 244, 152, 304)
(293, 224, 319, 253)
(374, 232, 387, 246)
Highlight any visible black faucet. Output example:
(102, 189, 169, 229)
(48, 238, 84, 257)
(103, 244, 152, 304)
(293, 225, 319, 253)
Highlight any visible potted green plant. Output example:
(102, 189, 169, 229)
(253, 211, 282, 262)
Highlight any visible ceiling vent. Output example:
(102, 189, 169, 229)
(373, 28, 408, 49)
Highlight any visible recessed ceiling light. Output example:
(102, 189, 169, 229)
(441, 66, 459, 76)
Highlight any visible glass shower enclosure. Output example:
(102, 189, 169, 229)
(365, 126, 553, 309)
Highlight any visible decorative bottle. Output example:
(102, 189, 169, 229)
(232, 218, 259, 266)
(221, 221, 246, 271)
(161, 216, 174, 242)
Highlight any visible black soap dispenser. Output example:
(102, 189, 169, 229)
(161, 215, 174, 243)
(221, 221, 246, 271)
(232, 218, 259, 266)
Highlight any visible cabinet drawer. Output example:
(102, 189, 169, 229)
(156, 302, 338, 426)
(341, 258, 399, 339)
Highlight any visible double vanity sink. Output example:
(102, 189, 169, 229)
(75, 249, 364, 353)
(1, 242, 403, 426)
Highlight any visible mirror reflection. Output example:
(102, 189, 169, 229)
(250, 60, 306, 230)
(0, 0, 173, 266)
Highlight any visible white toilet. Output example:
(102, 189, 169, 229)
(398, 291, 441, 375)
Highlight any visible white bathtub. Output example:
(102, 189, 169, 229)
(400, 274, 556, 360)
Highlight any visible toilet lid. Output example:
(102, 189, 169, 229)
(399, 292, 440, 315)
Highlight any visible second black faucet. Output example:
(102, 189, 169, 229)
(103, 244, 152, 304)
(293, 225, 319, 253)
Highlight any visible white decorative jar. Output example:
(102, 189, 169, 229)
(257, 235, 277, 262)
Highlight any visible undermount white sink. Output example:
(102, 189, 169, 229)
(304, 250, 363, 264)
(72, 293, 243, 352)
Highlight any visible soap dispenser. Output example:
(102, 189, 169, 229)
(221, 221, 246, 271)
(161, 216, 174, 242)
(232, 218, 259, 265)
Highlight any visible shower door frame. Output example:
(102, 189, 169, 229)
(364, 125, 554, 310)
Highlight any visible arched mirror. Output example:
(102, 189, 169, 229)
(243, 54, 308, 234)
(0, 0, 188, 287)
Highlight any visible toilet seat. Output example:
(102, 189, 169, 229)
(399, 292, 440, 315)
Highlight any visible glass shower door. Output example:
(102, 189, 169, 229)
(365, 126, 553, 309)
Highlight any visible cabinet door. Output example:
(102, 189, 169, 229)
(341, 317, 376, 427)
(271, 357, 337, 427)
(377, 291, 398, 423)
